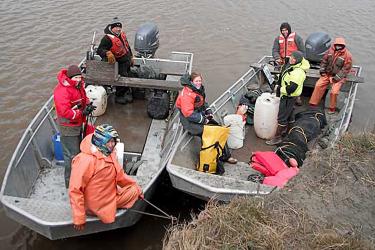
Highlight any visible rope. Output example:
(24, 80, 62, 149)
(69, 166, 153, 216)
(139, 197, 177, 222)
(127, 209, 174, 221)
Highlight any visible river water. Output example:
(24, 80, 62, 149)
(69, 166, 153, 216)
(0, 0, 374, 249)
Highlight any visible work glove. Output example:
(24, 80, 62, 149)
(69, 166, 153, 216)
(83, 102, 97, 116)
(236, 104, 248, 115)
(106, 51, 116, 64)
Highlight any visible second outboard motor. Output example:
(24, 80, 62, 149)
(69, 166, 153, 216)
(134, 22, 159, 58)
(305, 32, 331, 64)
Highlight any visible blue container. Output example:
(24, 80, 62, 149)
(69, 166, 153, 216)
(52, 132, 64, 163)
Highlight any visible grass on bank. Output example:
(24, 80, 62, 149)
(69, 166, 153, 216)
(163, 133, 375, 250)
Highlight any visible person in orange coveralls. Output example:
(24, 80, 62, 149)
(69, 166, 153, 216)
(69, 124, 142, 231)
(309, 37, 353, 114)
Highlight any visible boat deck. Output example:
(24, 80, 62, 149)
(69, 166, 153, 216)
(95, 94, 152, 153)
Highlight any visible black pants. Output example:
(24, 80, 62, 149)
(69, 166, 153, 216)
(278, 96, 296, 126)
(116, 56, 132, 97)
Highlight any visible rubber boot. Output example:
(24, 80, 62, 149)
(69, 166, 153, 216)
(266, 125, 286, 145)
(295, 96, 303, 106)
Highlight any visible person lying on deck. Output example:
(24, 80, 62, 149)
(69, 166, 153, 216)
(175, 72, 237, 164)
(69, 124, 143, 231)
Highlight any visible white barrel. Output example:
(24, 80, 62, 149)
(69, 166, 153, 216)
(85, 85, 107, 116)
(254, 93, 280, 139)
(223, 114, 245, 149)
(115, 142, 124, 167)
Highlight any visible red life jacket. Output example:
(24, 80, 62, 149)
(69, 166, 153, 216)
(263, 167, 299, 188)
(106, 32, 130, 58)
(249, 151, 299, 188)
(250, 151, 288, 176)
(278, 32, 298, 59)
(175, 86, 205, 118)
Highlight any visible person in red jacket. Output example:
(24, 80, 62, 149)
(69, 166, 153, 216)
(69, 124, 142, 231)
(309, 37, 353, 114)
(176, 72, 237, 164)
(97, 17, 134, 105)
(53, 65, 91, 188)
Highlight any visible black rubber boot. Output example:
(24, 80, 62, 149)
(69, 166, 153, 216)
(266, 125, 287, 146)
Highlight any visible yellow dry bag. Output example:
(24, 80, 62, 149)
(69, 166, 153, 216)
(197, 125, 230, 174)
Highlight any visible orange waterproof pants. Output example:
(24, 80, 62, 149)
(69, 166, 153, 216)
(309, 75, 345, 110)
(116, 183, 142, 209)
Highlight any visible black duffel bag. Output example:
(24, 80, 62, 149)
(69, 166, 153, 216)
(147, 90, 170, 119)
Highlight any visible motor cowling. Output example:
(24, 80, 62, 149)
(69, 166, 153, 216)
(305, 32, 331, 63)
(134, 22, 159, 58)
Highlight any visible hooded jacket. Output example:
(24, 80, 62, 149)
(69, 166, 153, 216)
(280, 58, 310, 97)
(53, 69, 88, 127)
(320, 37, 352, 80)
(97, 25, 133, 62)
(175, 74, 208, 124)
(69, 134, 142, 225)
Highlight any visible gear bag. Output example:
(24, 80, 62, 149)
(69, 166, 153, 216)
(197, 125, 230, 174)
(147, 90, 170, 119)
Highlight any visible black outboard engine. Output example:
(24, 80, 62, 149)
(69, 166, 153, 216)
(134, 22, 159, 58)
(305, 32, 331, 65)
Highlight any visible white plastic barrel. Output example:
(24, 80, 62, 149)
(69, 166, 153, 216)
(223, 114, 245, 149)
(115, 142, 124, 167)
(85, 85, 107, 116)
(254, 93, 280, 139)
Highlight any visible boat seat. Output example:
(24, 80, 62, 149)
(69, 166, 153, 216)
(85, 60, 182, 91)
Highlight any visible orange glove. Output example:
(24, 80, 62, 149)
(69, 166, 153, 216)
(106, 51, 116, 64)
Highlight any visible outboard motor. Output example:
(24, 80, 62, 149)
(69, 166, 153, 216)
(305, 32, 331, 65)
(134, 22, 159, 58)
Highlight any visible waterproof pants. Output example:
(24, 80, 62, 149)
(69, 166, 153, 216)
(309, 75, 345, 110)
(61, 134, 81, 188)
(278, 96, 296, 126)
(116, 183, 142, 209)
(116, 56, 132, 97)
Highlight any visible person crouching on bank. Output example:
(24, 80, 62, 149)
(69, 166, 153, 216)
(266, 51, 310, 145)
(69, 124, 142, 231)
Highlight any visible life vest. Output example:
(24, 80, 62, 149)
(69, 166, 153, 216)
(176, 86, 205, 117)
(197, 125, 230, 174)
(250, 151, 288, 176)
(278, 32, 298, 59)
(249, 151, 299, 188)
(106, 32, 130, 58)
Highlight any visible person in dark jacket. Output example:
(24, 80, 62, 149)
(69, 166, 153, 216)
(53, 65, 93, 187)
(272, 22, 305, 66)
(176, 72, 237, 164)
(272, 22, 305, 106)
(97, 17, 134, 104)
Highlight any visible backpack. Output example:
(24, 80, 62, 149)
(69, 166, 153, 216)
(147, 90, 170, 119)
(197, 125, 230, 175)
